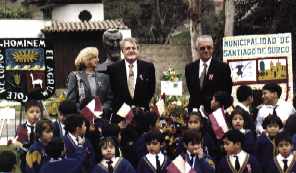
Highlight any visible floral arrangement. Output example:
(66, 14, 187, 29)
(161, 67, 182, 81)
(153, 67, 188, 126)
(164, 96, 188, 126)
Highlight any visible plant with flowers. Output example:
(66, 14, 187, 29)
(161, 67, 182, 81)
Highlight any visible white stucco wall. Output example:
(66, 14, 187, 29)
(0, 20, 47, 38)
(52, 4, 104, 21)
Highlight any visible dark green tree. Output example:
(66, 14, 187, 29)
(0, 4, 32, 18)
(104, 0, 187, 43)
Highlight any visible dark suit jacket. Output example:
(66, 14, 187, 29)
(66, 71, 113, 110)
(107, 59, 155, 112)
(185, 59, 232, 112)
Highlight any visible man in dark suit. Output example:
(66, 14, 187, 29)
(108, 37, 155, 113)
(185, 35, 232, 113)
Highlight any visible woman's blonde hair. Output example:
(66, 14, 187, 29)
(74, 47, 99, 70)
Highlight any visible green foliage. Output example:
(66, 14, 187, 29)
(104, 0, 187, 43)
(161, 67, 182, 81)
(0, 5, 32, 18)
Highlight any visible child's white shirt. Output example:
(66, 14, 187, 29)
(229, 150, 247, 169)
(101, 157, 120, 168)
(145, 152, 165, 169)
(276, 153, 293, 170)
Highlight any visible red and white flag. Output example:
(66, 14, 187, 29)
(80, 97, 103, 123)
(166, 155, 196, 173)
(117, 103, 134, 124)
(208, 107, 229, 139)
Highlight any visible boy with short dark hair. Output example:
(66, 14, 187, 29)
(137, 130, 170, 173)
(53, 101, 77, 138)
(217, 129, 262, 173)
(0, 150, 17, 173)
(63, 114, 95, 172)
(256, 83, 295, 134)
(235, 85, 256, 132)
(15, 100, 42, 173)
(40, 138, 86, 173)
(16, 100, 42, 145)
(256, 114, 283, 172)
(265, 132, 296, 173)
(167, 129, 215, 173)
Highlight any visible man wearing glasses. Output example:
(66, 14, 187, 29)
(108, 37, 156, 113)
(185, 35, 232, 113)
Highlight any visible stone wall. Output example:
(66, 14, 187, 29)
(139, 44, 192, 96)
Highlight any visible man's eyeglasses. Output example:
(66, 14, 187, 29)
(197, 46, 213, 51)
(124, 47, 137, 51)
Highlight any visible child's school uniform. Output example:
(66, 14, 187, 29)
(16, 122, 35, 173)
(53, 120, 65, 138)
(63, 133, 95, 172)
(16, 122, 35, 145)
(265, 154, 296, 173)
(131, 132, 147, 166)
(175, 131, 219, 161)
(91, 157, 136, 173)
(167, 152, 215, 173)
(217, 150, 262, 173)
(25, 140, 49, 173)
(256, 133, 276, 171)
(241, 129, 256, 155)
(39, 147, 87, 173)
(202, 131, 220, 162)
(137, 152, 171, 173)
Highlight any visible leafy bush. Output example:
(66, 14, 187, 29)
(0, 5, 32, 18)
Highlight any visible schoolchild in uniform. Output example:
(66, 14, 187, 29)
(167, 129, 215, 173)
(91, 137, 136, 173)
(229, 109, 256, 154)
(0, 150, 17, 173)
(16, 100, 42, 145)
(53, 100, 77, 138)
(126, 110, 158, 167)
(209, 91, 233, 161)
(137, 130, 171, 173)
(63, 114, 96, 172)
(235, 85, 256, 132)
(39, 138, 86, 173)
(265, 132, 296, 173)
(217, 129, 262, 173)
(176, 111, 218, 162)
(256, 114, 283, 172)
(25, 119, 54, 173)
(210, 91, 233, 113)
(15, 100, 42, 173)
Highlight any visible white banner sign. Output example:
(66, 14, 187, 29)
(223, 33, 293, 101)
(161, 81, 182, 96)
